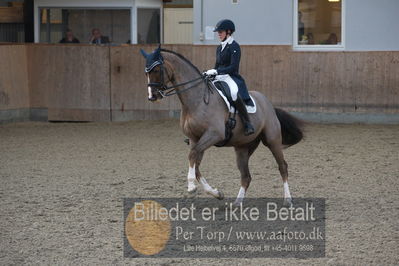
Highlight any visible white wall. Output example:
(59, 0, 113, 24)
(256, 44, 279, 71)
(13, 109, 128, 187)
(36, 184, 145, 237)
(34, 0, 162, 43)
(345, 0, 399, 51)
(193, 0, 293, 45)
(193, 0, 399, 51)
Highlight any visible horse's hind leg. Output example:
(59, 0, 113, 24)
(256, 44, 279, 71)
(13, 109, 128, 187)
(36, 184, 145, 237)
(264, 136, 293, 206)
(234, 139, 260, 205)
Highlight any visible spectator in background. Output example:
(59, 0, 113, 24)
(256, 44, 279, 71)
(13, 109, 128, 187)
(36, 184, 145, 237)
(307, 33, 314, 45)
(59, 29, 80, 44)
(89, 28, 110, 44)
(326, 33, 338, 44)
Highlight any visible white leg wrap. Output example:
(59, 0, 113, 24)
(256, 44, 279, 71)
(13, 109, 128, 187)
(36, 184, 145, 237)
(283, 182, 292, 199)
(187, 164, 197, 192)
(236, 186, 246, 201)
(199, 177, 219, 197)
(147, 76, 153, 99)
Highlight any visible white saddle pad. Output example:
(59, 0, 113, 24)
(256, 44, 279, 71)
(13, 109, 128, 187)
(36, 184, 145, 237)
(215, 88, 257, 114)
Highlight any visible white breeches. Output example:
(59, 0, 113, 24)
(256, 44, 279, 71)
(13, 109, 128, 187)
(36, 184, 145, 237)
(213, 74, 239, 101)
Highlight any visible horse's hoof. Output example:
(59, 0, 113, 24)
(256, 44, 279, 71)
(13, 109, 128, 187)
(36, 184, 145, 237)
(185, 188, 197, 199)
(283, 197, 293, 207)
(216, 191, 224, 200)
(233, 199, 243, 207)
(187, 187, 197, 194)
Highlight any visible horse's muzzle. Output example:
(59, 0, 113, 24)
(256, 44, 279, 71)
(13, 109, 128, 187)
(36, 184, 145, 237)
(148, 96, 157, 102)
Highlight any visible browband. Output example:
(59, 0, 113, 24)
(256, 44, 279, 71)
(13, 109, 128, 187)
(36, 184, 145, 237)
(145, 60, 163, 73)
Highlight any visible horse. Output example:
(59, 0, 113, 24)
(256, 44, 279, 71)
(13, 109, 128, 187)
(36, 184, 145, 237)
(140, 46, 304, 206)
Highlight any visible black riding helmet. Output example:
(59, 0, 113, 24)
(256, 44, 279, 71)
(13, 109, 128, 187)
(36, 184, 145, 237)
(213, 19, 235, 33)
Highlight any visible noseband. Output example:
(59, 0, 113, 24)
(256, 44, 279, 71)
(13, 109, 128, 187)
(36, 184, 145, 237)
(146, 60, 207, 97)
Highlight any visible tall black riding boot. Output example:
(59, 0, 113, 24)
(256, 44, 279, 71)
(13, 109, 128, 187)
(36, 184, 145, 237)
(233, 96, 255, 136)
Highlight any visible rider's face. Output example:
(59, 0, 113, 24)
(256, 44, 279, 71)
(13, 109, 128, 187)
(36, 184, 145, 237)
(218, 30, 227, 41)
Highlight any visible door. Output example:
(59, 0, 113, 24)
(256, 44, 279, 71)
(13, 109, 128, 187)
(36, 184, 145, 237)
(163, 8, 193, 44)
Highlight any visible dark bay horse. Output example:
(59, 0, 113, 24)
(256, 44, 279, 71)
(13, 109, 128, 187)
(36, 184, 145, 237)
(140, 47, 303, 205)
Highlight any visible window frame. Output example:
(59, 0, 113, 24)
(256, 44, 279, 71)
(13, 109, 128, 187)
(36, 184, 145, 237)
(37, 6, 133, 44)
(293, 0, 346, 51)
(134, 5, 163, 44)
(136, 7, 162, 45)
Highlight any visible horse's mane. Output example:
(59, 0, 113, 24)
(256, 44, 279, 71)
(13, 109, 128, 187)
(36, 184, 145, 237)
(160, 49, 201, 75)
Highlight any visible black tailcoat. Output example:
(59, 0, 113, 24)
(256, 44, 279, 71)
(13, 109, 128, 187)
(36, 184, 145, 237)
(214, 40, 250, 101)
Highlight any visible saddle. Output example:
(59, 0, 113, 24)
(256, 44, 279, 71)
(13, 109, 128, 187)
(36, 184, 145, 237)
(184, 79, 257, 147)
(213, 81, 257, 114)
(212, 80, 256, 147)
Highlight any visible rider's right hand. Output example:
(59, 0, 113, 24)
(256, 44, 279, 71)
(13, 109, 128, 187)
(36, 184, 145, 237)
(204, 69, 218, 76)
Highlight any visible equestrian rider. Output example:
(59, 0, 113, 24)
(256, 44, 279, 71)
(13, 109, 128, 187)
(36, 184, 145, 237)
(205, 19, 255, 136)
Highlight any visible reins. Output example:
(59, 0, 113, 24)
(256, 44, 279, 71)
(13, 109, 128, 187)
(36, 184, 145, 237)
(158, 76, 204, 97)
(147, 61, 214, 102)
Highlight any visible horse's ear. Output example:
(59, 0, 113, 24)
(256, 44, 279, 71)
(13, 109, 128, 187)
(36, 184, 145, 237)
(140, 49, 148, 58)
(153, 45, 162, 59)
(154, 44, 161, 54)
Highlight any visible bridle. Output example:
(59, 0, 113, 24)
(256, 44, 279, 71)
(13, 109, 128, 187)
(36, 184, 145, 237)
(146, 60, 210, 98)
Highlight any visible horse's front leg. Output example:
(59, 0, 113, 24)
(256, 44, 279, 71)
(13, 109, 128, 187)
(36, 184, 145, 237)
(186, 139, 198, 193)
(187, 130, 224, 199)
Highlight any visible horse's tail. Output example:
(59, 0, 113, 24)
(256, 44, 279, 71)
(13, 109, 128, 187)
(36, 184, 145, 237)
(274, 108, 304, 147)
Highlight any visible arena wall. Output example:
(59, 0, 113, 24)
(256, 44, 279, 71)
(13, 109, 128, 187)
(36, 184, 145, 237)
(0, 44, 30, 123)
(1, 44, 398, 124)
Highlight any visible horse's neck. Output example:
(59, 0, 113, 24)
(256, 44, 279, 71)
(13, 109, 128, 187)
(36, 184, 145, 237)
(175, 74, 203, 112)
(166, 57, 204, 113)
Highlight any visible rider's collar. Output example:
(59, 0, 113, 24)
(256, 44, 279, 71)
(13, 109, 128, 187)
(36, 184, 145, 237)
(221, 36, 234, 51)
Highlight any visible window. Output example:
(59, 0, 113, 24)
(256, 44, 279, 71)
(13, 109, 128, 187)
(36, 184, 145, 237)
(0, 1, 25, 42)
(294, 0, 344, 50)
(137, 8, 160, 44)
(39, 8, 131, 44)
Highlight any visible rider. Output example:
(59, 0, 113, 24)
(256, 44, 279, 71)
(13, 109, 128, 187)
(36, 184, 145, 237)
(205, 19, 255, 136)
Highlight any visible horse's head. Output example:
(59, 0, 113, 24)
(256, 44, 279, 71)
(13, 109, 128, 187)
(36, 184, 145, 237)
(140, 46, 171, 102)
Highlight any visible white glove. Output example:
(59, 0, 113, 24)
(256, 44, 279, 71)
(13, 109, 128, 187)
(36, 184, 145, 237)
(205, 69, 218, 76)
